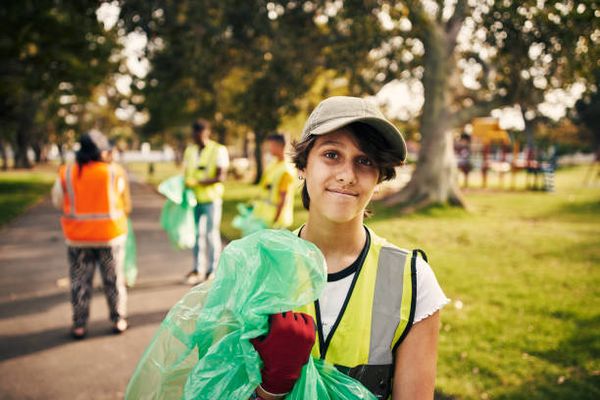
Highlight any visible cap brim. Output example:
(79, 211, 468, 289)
(310, 116, 407, 161)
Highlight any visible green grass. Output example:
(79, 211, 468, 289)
(135, 162, 600, 399)
(366, 167, 600, 400)
(219, 166, 600, 400)
(0, 168, 56, 226)
(126, 161, 184, 186)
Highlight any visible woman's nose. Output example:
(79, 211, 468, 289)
(336, 163, 357, 184)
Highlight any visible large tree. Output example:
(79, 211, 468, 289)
(119, 1, 327, 181)
(0, 1, 117, 168)
(325, 0, 599, 210)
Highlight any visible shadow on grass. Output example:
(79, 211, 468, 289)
(494, 312, 600, 400)
(546, 198, 600, 222)
(368, 200, 470, 223)
(434, 391, 457, 399)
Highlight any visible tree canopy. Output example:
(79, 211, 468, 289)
(0, 1, 119, 167)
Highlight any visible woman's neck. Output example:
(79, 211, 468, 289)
(302, 216, 366, 274)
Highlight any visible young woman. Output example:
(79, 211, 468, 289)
(52, 130, 132, 338)
(251, 96, 449, 399)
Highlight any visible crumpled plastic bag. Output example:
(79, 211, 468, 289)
(124, 218, 138, 287)
(125, 229, 376, 400)
(158, 175, 197, 249)
(232, 203, 268, 237)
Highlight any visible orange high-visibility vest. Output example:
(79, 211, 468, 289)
(59, 161, 127, 243)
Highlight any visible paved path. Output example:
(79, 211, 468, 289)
(0, 180, 197, 399)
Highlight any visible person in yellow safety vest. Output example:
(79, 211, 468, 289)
(253, 133, 296, 229)
(249, 97, 449, 400)
(51, 130, 132, 339)
(182, 118, 230, 285)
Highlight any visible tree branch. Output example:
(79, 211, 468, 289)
(450, 97, 510, 128)
(445, 0, 469, 53)
(463, 50, 492, 89)
(435, 0, 444, 23)
(404, 0, 433, 44)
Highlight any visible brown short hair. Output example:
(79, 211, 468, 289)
(291, 122, 404, 210)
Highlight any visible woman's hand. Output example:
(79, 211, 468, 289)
(251, 311, 316, 396)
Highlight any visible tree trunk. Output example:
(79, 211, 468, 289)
(32, 141, 43, 163)
(522, 108, 535, 149)
(14, 95, 38, 169)
(253, 131, 265, 184)
(0, 137, 8, 171)
(384, 23, 465, 210)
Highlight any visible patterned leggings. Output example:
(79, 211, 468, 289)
(68, 245, 127, 328)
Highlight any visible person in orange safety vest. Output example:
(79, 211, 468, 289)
(51, 130, 132, 339)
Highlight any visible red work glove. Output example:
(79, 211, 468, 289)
(251, 311, 316, 394)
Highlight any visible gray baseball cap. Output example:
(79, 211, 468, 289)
(301, 96, 407, 161)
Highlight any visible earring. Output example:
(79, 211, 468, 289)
(298, 175, 304, 180)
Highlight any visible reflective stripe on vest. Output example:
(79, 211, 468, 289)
(296, 228, 418, 397)
(60, 162, 127, 242)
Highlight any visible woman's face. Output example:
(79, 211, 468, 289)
(302, 128, 380, 224)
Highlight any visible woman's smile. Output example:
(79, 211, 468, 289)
(326, 187, 359, 198)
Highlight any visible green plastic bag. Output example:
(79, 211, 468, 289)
(232, 203, 268, 237)
(125, 230, 376, 400)
(124, 218, 138, 287)
(158, 176, 197, 249)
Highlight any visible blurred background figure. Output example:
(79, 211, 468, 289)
(182, 119, 229, 285)
(51, 130, 131, 339)
(253, 133, 296, 229)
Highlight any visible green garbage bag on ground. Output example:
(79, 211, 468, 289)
(124, 218, 137, 287)
(232, 203, 268, 237)
(125, 230, 376, 400)
(158, 176, 197, 249)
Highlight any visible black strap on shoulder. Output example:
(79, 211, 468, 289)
(414, 248, 428, 263)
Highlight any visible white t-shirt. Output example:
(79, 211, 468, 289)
(319, 253, 449, 340)
(213, 146, 230, 169)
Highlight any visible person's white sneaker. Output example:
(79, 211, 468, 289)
(184, 271, 204, 285)
(113, 318, 128, 334)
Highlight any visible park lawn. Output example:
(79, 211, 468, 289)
(126, 161, 185, 187)
(0, 168, 56, 227)
(220, 166, 600, 400)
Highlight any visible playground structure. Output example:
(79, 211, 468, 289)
(456, 117, 557, 191)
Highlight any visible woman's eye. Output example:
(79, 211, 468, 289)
(357, 157, 373, 166)
(324, 151, 338, 159)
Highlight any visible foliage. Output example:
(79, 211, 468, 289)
(322, 0, 600, 208)
(119, 1, 330, 180)
(121, 1, 599, 202)
(0, 1, 120, 167)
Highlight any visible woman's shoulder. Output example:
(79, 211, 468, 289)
(366, 227, 410, 256)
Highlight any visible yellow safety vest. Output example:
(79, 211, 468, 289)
(183, 140, 226, 203)
(296, 227, 419, 398)
(253, 160, 295, 228)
